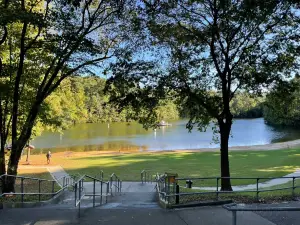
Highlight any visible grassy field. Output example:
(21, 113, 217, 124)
(20, 148, 300, 186)
(0, 168, 60, 203)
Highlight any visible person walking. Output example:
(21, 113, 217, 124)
(46, 151, 51, 164)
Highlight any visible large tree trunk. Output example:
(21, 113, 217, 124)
(0, 144, 6, 193)
(3, 143, 24, 193)
(0, 139, 6, 175)
(3, 103, 41, 193)
(219, 117, 233, 191)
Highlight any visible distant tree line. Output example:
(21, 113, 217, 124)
(42, 74, 300, 130)
(40, 75, 180, 132)
(37, 75, 267, 134)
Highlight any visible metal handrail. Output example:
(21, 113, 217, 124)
(0, 174, 73, 202)
(155, 173, 168, 202)
(73, 174, 110, 217)
(110, 173, 122, 195)
(97, 170, 104, 180)
(141, 170, 153, 184)
(157, 175, 300, 206)
(176, 176, 300, 181)
(0, 174, 55, 182)
(223, 203, 300, 225)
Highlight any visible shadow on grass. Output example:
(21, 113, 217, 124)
(58, 148, 300, 186)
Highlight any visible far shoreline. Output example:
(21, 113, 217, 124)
(41, 139, 300, 158)
(156, 139, 300, 153)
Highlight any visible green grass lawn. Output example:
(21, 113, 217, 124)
(0, 169, 60, 203)
(59, 148, 300, 186)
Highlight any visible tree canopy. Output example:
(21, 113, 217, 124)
(0, 0, 299, 193)
(0, 0, 131, 192)
(107, 0, 299, 190)
(264, 77, 300, 127)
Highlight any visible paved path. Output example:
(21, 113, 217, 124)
(19, 165, 70, 187)
(47, 166, 69, 187)
(0, 206, 281, 225)
(184, 170, 300, 191)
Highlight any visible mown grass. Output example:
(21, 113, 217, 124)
(0, 168, 60, 203)
(22, 148, 300, 186)
(8, 148, 300, 204)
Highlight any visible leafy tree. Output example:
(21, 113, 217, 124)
(230, 92, 264, 118)
(264, 77, 300, 127)
(0, 0, 129, 193)
(107, 0, 297, 190)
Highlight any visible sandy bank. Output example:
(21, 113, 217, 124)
(163, 139, 300, 153)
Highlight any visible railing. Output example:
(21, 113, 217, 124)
(156, 173, 168, 202)
(141, 170, 153, 184)
(98, 170, 104, 180)
(0, 174, 73, 203)
(156, 175, 300, 207)
(74, 174, 110, 217)
(223, 203, 300, 225)
(110, 173, 122, 196)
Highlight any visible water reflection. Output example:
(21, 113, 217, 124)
(31, 118, 300, 154)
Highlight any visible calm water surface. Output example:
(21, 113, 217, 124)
(31, 118, 300, 154)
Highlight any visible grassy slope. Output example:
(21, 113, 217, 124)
(0, 169, 60, 202)
(23, 148, 300, 186)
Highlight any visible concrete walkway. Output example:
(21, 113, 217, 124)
(185, 170, 300, 191)
(47, 166, 70, 187)
(78, 182, 158, 209)
(19, 165, 70, 187)
(0, 205, 282, 225)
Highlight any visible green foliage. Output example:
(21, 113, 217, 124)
(264, 78, 300, 127)
(35, 75, 180, 133)
(230, 93, 264, 118)
(107, 1, 299, 190)
(0, 0, 133, 189)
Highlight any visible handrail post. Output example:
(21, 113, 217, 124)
(52, 180, 55, 197)
(38, 180, 41, 202)
(175, 184, 179, 204)
(292, 177, 295, 198)
(93, 179, 96, 207)
(256, 178, 259, 202)
(232, 211, 237, 225)
(100, 181, 103, 205)
(74, 182, 77, 207)
(78, 180, 81, 218)
(106, 182, 109, 203)
(216, 177, 219, 200)
(21, 177, 24, 203)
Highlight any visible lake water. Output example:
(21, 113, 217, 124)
(31, 118, 300, 154)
